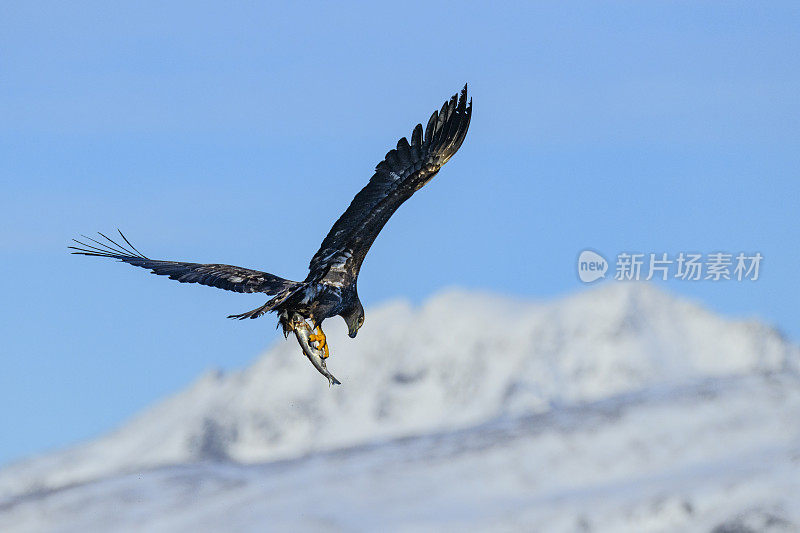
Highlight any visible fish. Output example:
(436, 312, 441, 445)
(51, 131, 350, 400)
(291, 313, 341, 386)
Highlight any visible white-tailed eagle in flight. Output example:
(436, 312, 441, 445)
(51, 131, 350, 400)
(71, 85, 472, 384)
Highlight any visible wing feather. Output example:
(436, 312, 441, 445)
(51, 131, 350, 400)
(307, 85, 472, 284)
(71, 231, 297, 295)
(395, 137, 412, 167)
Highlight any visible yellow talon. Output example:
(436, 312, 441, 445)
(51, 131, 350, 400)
(308, 333, 325, 348)
(309, 326, 329, 359)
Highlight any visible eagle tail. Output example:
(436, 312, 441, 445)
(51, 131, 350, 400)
(227, 283, 304, 320)
(227, 302, 276, 320)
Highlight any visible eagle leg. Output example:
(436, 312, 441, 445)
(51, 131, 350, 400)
(308, 326, 330, 359)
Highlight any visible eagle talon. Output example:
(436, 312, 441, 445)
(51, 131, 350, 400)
(308, 326, 329, 359)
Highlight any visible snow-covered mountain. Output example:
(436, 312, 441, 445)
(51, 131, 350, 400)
(1, 284, 799, 532)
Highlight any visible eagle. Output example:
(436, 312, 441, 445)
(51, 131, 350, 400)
(71, 85, 472, 383)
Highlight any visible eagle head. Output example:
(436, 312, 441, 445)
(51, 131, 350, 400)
(342, 299, 365, 338)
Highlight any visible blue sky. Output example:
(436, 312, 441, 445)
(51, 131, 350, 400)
(1, 2, 798, 466)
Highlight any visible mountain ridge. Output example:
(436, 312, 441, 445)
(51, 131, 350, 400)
(3, 371, 798, 532)
(1, 283, 796, 504)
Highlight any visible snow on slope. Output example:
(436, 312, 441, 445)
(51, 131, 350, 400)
(0, 284, 797, 507)
(2, 374, 799, 532)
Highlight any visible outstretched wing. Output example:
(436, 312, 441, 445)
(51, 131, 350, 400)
(307, 84, 472, 286)
(70, 231, 297, 295)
